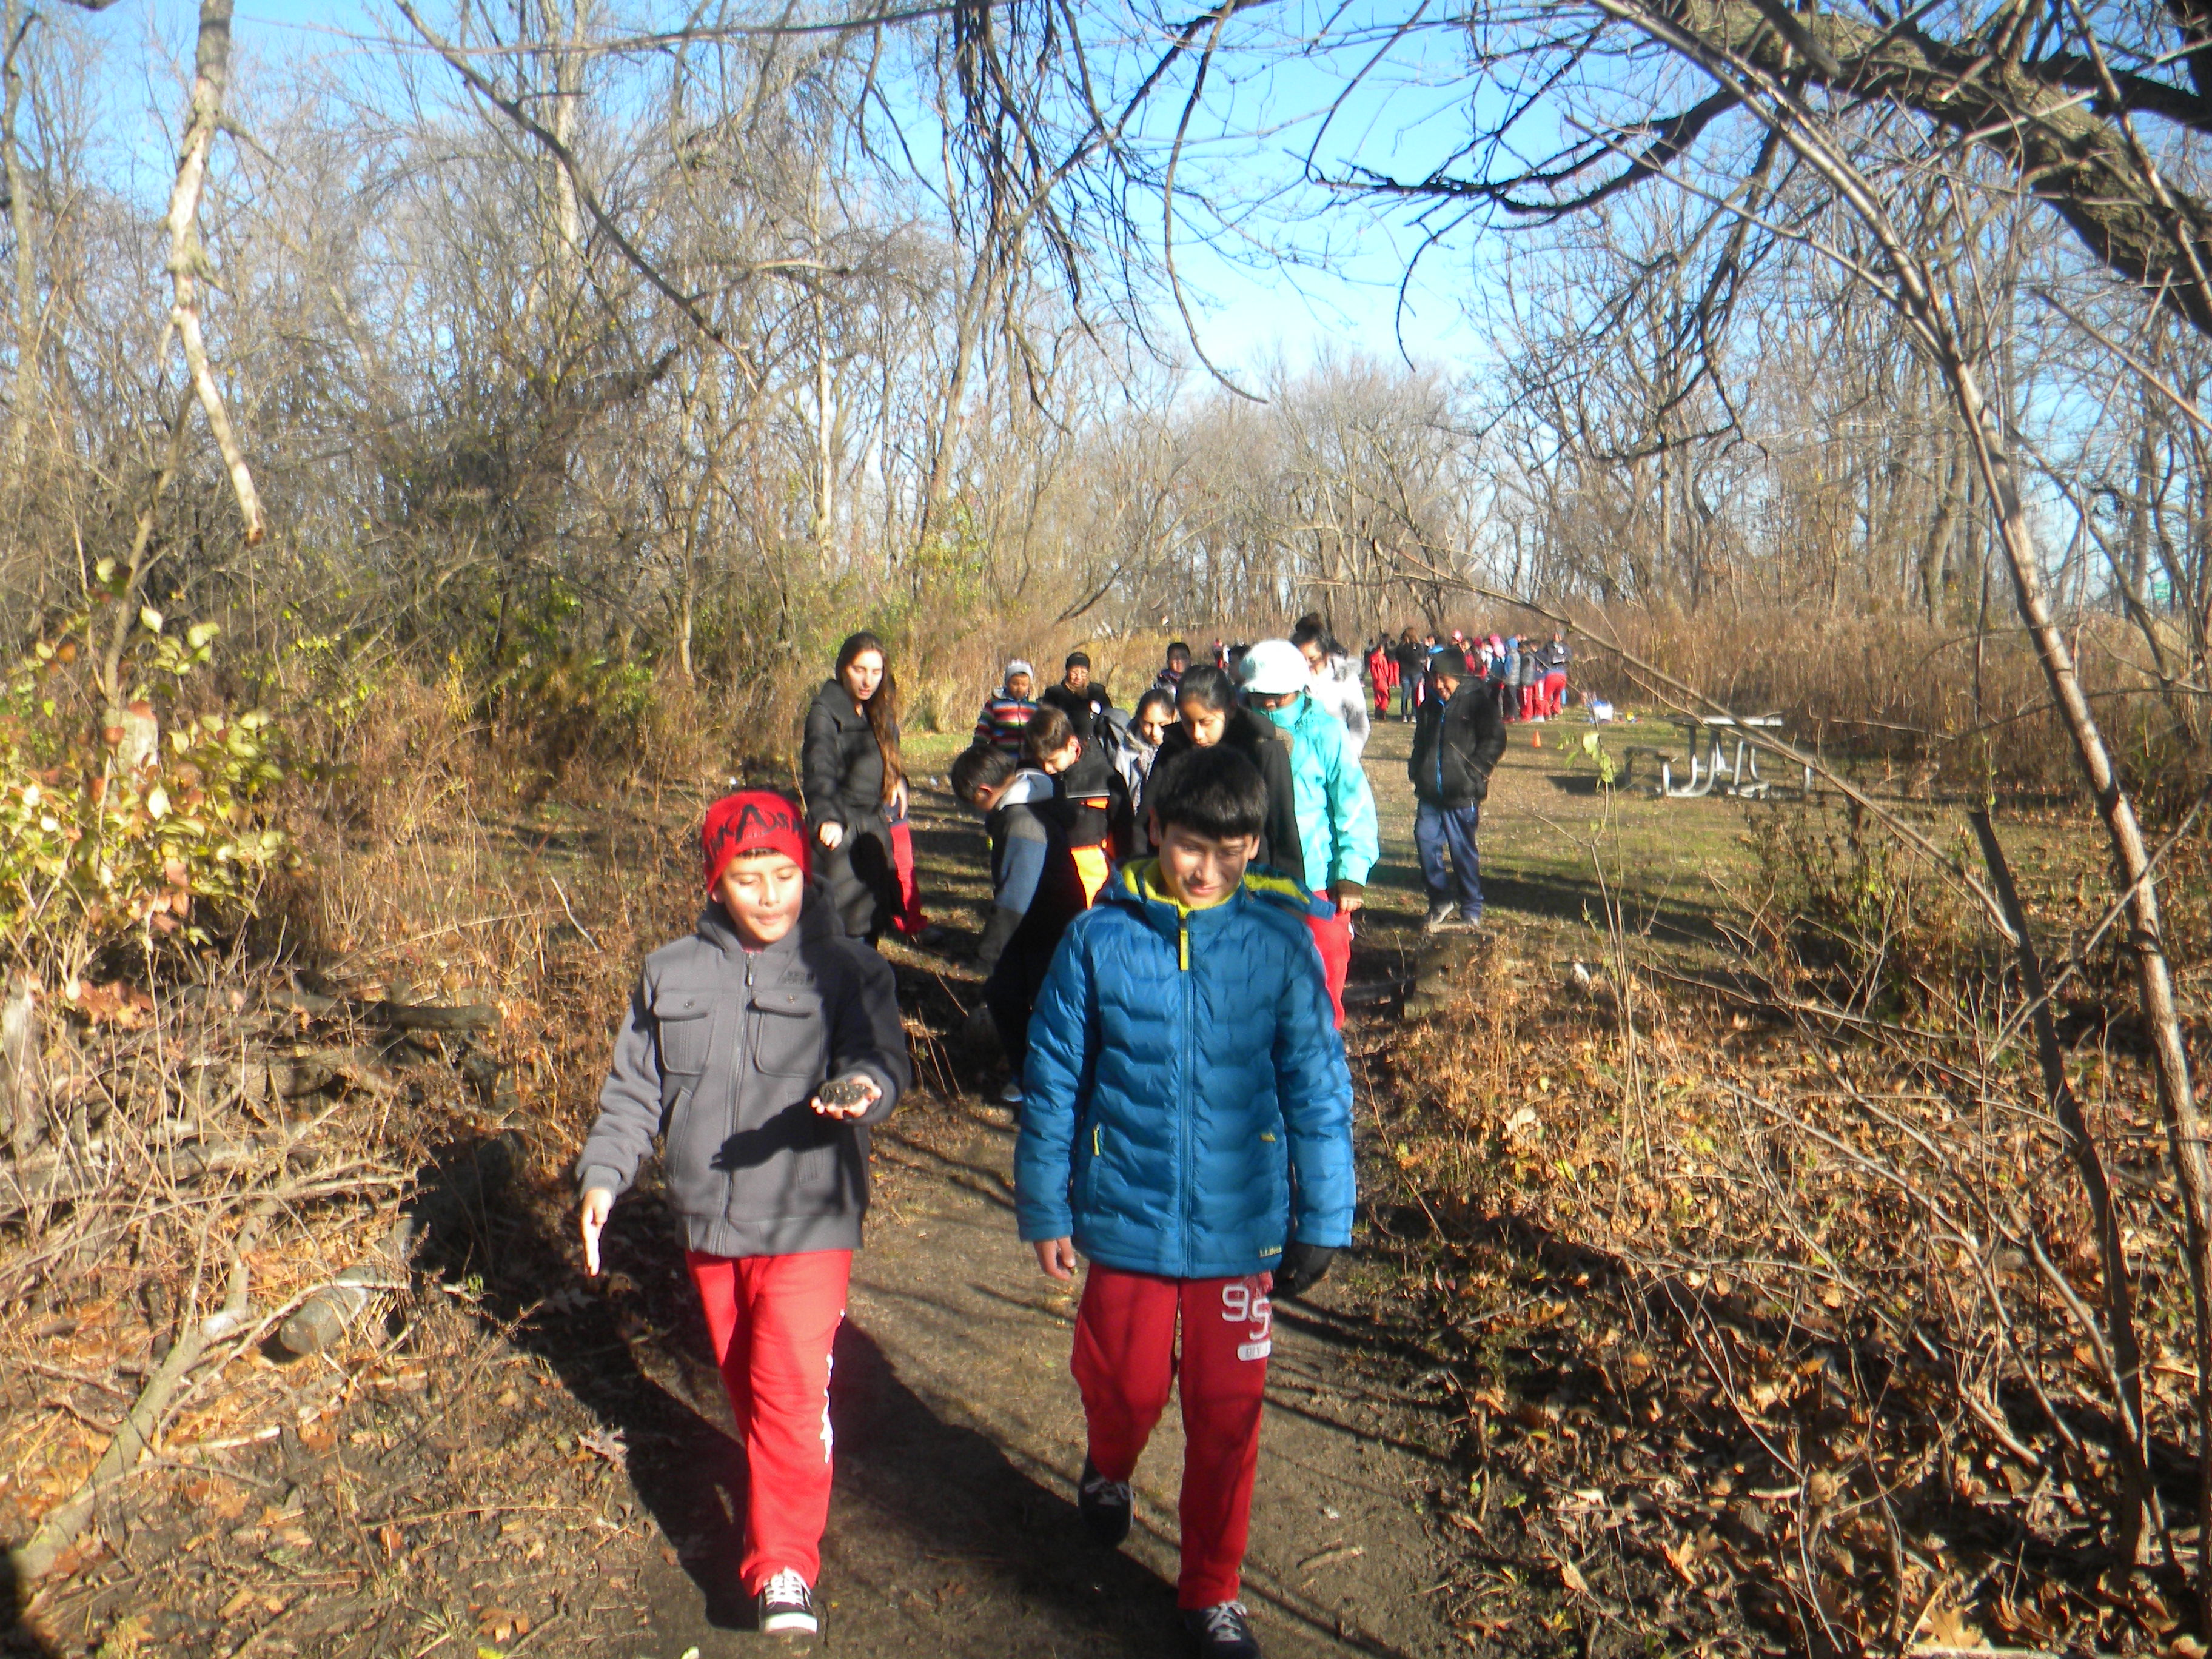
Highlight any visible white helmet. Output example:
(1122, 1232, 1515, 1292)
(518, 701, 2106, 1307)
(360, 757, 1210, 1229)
(1239, 638, 1310, 697)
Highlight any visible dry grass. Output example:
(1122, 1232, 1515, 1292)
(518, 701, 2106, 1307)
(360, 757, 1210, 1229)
(1364, 871, 2200, 1654)
(1556, 603, 2195, 803)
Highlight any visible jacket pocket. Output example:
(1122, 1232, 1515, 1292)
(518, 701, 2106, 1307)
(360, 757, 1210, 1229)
(1076, 1122, 1103, 1212)
(652, 985, 714, 1074)
(662, 1087, 722, 1215)
(1260, 1126, 1290, 1236)
(749, 992, 827, 1080)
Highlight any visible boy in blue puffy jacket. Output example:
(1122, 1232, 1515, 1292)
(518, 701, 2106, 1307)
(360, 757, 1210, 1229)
(1015, 745, 1355, 1659)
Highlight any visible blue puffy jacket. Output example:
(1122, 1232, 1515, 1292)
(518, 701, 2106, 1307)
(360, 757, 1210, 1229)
(1014, 861, 1356, 1278)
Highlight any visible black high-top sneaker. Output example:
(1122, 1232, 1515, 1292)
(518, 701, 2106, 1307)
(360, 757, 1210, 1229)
(1076, 1456, 1133, 1546)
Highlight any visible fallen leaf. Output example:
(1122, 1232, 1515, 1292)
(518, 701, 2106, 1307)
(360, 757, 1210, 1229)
(1916, 1604, 1986, 1649)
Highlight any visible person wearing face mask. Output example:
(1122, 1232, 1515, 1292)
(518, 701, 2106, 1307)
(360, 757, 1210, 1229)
(800, 631, 905, 942)
(1139, 665, 1302, 886)
(1237, 640, 1379, 1025)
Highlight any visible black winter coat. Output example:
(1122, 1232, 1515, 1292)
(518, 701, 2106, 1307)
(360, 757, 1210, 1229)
(1039, 681, 1114, 742)
(1409, 679, 1508, 809)
(801, 679, 888, 829)
(1141, 708, 1306, 885)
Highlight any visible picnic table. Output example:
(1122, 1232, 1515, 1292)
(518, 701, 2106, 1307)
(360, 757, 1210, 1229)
(1620, 715, 1808, 800)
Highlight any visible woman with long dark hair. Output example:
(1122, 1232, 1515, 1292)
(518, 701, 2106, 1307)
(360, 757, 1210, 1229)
(802, 632, 905, 941)
(1137, 665, 1304, 883)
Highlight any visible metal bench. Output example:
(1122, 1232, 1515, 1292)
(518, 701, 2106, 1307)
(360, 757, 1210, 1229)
(1617, 745, 1682, 790)
(1655, 716, 1806, 799)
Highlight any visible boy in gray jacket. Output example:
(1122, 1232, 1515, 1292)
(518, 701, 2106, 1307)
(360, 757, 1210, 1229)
(577, 789, 909, 1641)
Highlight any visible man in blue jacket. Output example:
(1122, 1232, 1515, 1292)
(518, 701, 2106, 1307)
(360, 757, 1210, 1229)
(1016, 746, 1355, 1659)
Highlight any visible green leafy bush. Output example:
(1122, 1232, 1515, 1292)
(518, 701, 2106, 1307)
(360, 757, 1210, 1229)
(0, 571, 288, 958)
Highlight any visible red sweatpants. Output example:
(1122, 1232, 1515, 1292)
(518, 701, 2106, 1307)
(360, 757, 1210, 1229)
(1072, 1265, 1273, 1609)
(888, 817, 930, 934)
(685, 1248, 851, 1593)
(1306, 908, 1352, 1028)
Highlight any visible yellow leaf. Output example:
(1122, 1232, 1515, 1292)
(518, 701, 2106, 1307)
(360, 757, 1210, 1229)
(139, 606, 164, 633)
(146, 787, 169, 820)
(1917, 1605, 1986, 1649)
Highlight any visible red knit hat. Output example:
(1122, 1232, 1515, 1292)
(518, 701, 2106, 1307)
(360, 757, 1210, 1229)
(701, 790, 811, 891)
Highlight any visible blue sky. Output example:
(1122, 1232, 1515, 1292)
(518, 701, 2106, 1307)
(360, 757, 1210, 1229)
(103, 0, 1498, 379)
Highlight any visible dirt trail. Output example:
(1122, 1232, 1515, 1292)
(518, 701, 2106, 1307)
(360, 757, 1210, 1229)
(12, 709, 1643, 1658)
(632, 1099, 1462, 1657)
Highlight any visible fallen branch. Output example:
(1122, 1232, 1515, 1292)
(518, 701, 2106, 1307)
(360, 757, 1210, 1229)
(0, 1124, 333, 1224)
(276, 1130, 521, 1356)
(8, 1199, 273, 1581)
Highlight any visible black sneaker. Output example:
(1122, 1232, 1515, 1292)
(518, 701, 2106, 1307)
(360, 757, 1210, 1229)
(1421, 902, 1458, 934)
(758, 1568, 818, 1638)
(1076, 1456, 1133, 1546)
(1183, 1600, 1261, 1657)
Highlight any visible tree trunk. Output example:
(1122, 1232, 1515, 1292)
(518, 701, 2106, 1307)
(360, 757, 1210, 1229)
(2, 971, 39, 1162)
(3, 0, 37, 484)
(164, 0, 262, 543)
(1923, 421, 1962, 623)
(1951, 355, 2212, 1597)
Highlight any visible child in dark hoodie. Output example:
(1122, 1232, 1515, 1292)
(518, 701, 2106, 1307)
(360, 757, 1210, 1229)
(951, 743, 1088, 1105)
(577, 790, 910, 1641)
(1025, 703, 1126, 903)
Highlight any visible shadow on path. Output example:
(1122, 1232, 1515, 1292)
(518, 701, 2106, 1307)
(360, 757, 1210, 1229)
(1, 1557, 59, 1658)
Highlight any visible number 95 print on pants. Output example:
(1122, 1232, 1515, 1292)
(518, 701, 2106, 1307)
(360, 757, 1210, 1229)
(1070, 1266, 1275, 1610)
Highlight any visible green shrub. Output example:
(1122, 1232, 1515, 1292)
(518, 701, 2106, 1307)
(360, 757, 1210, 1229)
(0, 573, 287, 959)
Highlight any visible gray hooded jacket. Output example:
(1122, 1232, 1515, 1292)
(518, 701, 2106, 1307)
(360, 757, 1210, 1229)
(577, 889, 910, 1257)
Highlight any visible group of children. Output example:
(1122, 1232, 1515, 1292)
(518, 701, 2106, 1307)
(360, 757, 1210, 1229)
(962, 640, 1378, 1050)
(1368, 629, 1572, 723)
(572, 637, 1362, 1658)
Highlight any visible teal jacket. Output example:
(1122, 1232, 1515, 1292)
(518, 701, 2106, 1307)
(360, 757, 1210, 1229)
(1014, 862, 1356, 1278)
(1264, 691, 1380, 893)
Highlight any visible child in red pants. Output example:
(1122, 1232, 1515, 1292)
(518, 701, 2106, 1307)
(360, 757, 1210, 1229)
(577, 790, 910, 1641)
(1015, 747, 1355, 1658)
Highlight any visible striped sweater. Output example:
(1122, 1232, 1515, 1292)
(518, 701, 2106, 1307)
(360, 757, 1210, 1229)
(974, 692, 1041, 753)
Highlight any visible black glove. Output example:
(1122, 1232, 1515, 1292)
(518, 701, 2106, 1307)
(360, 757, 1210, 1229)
(1273, 1242, 1336, 1299)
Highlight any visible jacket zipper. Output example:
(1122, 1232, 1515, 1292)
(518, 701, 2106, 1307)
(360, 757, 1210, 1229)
(735, 954, 754, 1151)
(1179, 910, 1196, 1276)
